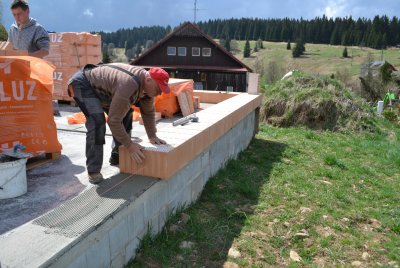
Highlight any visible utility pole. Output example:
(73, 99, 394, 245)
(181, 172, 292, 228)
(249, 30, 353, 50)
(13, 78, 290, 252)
(188, 0, 204, 24)
(194, 0, 198, 24)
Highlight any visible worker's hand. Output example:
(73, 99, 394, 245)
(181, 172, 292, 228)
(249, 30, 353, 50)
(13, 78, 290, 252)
(127, 143, 145, 164)
(149, 136, 166, 145)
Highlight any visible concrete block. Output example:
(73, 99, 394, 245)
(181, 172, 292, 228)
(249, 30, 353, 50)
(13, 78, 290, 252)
(170, 184, 192, 210)
(148, 209, 163, 236)
(191, 173, 205, 201)
(167, 171, 187, 201)
(201, 151, 210, 169)
(143, 182, 169, 220)
(181, 154, 203, 184)
(125, 237, 140, 264)
(85, 234, 111, 268)
(65, 252, 87, 268)
(127, 201, 145, 242)
(109, 219, 130, 260)
(110, 252, 126, 268)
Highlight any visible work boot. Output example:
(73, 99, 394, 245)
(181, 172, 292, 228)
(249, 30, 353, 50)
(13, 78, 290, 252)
(88, 172, 104, 184)
(109, 153, 119, 166)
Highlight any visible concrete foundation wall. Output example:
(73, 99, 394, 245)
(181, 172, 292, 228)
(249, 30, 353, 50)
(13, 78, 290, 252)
(52, 111, 256, 268)
(0, 109, 257, 268)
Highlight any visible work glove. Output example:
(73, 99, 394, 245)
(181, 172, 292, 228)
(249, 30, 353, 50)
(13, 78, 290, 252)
(149, 136, 167, 145)
(128, 143, 145, 164)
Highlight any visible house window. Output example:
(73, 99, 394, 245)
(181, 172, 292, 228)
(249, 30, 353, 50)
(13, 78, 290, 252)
(192, 47, 200, 56)
(167, 47, 176, 56)
(194, 82, 203, 90)
(178, 47, 187, 56)
(202, 47, 211, 57)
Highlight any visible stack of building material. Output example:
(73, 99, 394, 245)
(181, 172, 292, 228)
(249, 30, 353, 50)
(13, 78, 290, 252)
(177, 91, 195, 116)
(154, 78, 195, 117)
(0, 41, 28, 56)
(0, 56, 62, 156)
(44, 32, 102, 101)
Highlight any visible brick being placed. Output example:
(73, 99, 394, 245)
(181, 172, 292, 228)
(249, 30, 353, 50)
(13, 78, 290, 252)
(119, 93, 262, 179)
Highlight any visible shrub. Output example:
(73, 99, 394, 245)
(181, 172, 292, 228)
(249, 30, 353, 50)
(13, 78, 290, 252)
(382, 110, 398, 122)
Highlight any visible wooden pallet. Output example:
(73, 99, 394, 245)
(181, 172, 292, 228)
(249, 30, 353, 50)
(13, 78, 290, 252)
(26, 152, 61, 170)
(54, 99, 78, 107)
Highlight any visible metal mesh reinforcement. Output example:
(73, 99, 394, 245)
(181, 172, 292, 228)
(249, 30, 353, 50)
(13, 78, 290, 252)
(33, 174, 156, 238)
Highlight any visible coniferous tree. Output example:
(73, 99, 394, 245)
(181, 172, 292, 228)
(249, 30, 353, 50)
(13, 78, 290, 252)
(102, 51, 111, 63)
(97, 16, 400, 51)
(292, 39, 305, 58)
(0, 1, 7, 41)
(382, 33, 387, 49)
(0, 24, 7, 41)
(286, 40, 291, 50)
(256, 38, 264, 49)
(243, 40, 251, 58)
(253, 43, 258, 52)
(292, 45, 301, 58)
(224, 38, 231, 52)
(343, 47, 348, 58)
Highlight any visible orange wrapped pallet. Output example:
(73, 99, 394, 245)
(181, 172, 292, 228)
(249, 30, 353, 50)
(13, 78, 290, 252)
(0, 56, 62, 156)
(0, 41, 28, 56)
(154, 78, 194, 117)
(44, 32, 102, 101)
(52, 67, 79, 100)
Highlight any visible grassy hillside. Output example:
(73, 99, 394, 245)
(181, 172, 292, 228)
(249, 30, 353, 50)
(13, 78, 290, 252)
(232, 41, 400, 82)
(260, 71, 383, 133)
(130, 124, 400, 267)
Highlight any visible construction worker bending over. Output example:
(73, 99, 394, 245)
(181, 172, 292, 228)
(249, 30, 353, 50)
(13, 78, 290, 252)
(68, 64, 170, 184)
(8, 0, 50, 58)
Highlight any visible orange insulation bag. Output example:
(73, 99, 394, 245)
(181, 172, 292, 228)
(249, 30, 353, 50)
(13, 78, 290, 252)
(0, 56, 62, 156)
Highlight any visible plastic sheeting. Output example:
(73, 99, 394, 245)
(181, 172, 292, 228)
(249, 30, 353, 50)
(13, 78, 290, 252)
(0, 56, 62, 155)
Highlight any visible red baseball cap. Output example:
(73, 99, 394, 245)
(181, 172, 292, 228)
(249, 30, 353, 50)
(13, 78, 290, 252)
(149, 67, 170, 94)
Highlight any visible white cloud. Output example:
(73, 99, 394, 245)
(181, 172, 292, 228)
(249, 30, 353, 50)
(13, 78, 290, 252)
(322, 0, 347, 18)
(83, 9, 94, 18)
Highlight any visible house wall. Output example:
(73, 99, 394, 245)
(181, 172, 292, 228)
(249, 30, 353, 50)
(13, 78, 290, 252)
(138, 36, 243, 69)
(170, 70, 247, 92)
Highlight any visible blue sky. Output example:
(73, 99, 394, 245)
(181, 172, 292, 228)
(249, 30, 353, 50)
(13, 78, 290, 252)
(2, 0, 400, 32)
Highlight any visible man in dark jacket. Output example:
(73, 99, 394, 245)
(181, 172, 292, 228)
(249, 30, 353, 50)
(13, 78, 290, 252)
(68, 64, 170, 184)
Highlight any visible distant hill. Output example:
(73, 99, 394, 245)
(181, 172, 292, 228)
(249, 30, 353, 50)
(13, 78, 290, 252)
(99, 16, 400, 56)
(234, 41, 400, 81)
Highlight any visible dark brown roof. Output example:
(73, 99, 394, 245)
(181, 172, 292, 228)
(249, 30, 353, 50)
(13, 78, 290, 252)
(130, 21, 253, 72)
(135, 65, 249, 73)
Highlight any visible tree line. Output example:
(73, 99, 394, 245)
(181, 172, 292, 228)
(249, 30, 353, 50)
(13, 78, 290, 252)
(197, 15, 400, 49)
(97, 15, 399, 57)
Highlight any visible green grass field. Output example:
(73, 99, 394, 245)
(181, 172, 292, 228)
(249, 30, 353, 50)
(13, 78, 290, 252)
(233, 41, 400, 80)
(129, 125, 400, 267)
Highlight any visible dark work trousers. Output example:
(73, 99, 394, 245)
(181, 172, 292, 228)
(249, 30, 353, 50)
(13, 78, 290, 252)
(67, 70, 133, 173)
(104, 107, 133, 161)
